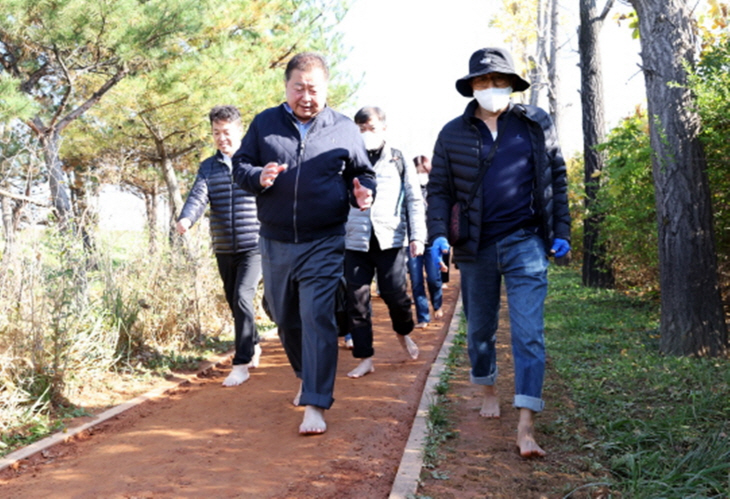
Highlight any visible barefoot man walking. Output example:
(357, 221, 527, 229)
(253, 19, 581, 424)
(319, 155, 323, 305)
(232, 52, 376, 435)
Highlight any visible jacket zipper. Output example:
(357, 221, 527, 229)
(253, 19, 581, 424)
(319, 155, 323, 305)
(293, 139, 305, 243)
(229, 170, 238, 253)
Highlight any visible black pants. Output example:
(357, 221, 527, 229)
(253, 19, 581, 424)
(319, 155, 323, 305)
(345, 241, 414, 359)
(215, 249, 262, 365)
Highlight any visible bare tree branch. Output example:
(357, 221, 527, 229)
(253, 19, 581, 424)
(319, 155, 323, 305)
(598, 0, 616, 22)
(0, 187, 50, 207)
(55, 65, 128, 132)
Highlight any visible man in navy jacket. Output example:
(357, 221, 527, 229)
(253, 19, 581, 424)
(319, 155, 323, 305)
(233, 52, 376, 435)
(178, 105, 261, 387)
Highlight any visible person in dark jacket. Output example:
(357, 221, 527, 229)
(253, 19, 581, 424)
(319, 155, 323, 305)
(427, 47, 571, 458)
(177, 105, 262, 387)
(232, 52, 376, 435)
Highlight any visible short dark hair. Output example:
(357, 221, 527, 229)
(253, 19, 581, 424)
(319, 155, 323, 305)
(209, 105, 241, 125)
(413, 155, 429, 167)
(354, 106, 386, 125)
(285, 52, 329, 81)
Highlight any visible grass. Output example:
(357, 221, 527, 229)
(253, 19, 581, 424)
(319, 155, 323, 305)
(544, 265, 730, 498)
(419, 265, 729, 498)
(0, 226, 274, 458)
(422, 317, 466, 470)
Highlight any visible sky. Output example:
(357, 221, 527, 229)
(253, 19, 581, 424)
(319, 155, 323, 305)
(336, 0, 647, 159)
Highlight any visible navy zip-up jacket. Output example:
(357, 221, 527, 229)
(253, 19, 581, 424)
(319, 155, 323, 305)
(232, 104, 377, 243)
(427, 100, 571, 261)
(178, 152, 259, 254)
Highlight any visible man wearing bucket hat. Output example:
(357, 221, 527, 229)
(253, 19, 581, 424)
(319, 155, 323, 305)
(426, 47, 571, 458)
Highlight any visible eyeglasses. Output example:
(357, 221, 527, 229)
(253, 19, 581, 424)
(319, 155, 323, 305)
(471, 74, 513, 90)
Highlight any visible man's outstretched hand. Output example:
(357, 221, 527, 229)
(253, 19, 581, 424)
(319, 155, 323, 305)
(353, 178, 373, 211)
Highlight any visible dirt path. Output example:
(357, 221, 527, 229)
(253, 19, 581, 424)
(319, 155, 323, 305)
(0, 273, 461, 499)
(416, 288, 609, 499)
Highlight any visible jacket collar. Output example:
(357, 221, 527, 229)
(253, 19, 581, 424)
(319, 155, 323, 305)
(280, 103, 335, 129)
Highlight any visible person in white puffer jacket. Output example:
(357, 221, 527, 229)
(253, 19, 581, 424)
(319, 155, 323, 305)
(344, 106, 427, 379)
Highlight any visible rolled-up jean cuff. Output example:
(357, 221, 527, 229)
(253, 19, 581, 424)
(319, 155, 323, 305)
(470, 368, 498, 386)
(514, 394, 544, 413)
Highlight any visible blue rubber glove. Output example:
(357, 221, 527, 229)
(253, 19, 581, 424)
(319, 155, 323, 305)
(430, 236, 451, 275)
(550, 238, 570, 258)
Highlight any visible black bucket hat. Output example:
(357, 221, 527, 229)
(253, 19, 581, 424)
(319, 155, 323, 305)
(455, 47, 530, 97)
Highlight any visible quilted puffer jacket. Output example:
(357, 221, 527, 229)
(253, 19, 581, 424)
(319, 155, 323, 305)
(427, 100, 571, 262)
(179, 152, 259, 254)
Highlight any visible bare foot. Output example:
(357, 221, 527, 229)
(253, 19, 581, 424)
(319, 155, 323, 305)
(434, 308, 444, 319)
(299, 405, 327, 435)
(292, 382, 302, 406)
(414, 322, 429, 329)
(479, 385, 500, 418)
(222, 364, 250, 387)
(251, 343, 262, 368)
(517, 408, 546, 458)
(347, 358, 375, 378)
(397, 334, 419, 360)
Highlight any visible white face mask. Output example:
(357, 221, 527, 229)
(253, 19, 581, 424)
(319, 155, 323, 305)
(361, 131, 384, 151)
(418, 172, 429, 186)
(473, 87, 512, 113)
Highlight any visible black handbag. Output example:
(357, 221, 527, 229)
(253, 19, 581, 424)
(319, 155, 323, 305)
(449, 201, 470, 246)
(446, 116, 509, 246)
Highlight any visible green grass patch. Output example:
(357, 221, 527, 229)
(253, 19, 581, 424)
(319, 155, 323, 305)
(422, 317, 466, 469)
(545, 265, 730, 498)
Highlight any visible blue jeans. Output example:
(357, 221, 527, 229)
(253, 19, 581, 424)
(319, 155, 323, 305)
(458, 229, 549, 413)
(407, 248, 443, 324)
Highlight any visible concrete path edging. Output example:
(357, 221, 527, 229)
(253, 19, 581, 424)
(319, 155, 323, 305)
(389, 295, 463, 499)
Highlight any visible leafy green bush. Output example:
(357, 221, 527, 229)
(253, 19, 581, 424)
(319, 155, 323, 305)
(565, 154, 585, 259)
(593, 110, 658, 293)
(691, 39, 730, 302)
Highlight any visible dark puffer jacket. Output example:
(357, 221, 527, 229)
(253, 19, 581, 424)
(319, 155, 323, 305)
(427, 100, 571, 262)
(179, 152, 259, 254)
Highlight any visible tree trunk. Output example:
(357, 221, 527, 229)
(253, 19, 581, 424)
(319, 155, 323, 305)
(39, 128, 72, 228)
(1, 194, 14, 260)
(547, 0, 561, 137)
(158, 148, 184, 221)
(629, 0, 728, 356)
(529, 0, 548, 107)
(144, 183, 159, 255)
(69, 168, 100, 269)
(579, 0, 615, 288)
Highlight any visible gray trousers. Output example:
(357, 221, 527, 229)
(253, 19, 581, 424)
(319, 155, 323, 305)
(260, 234, 344, 409)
